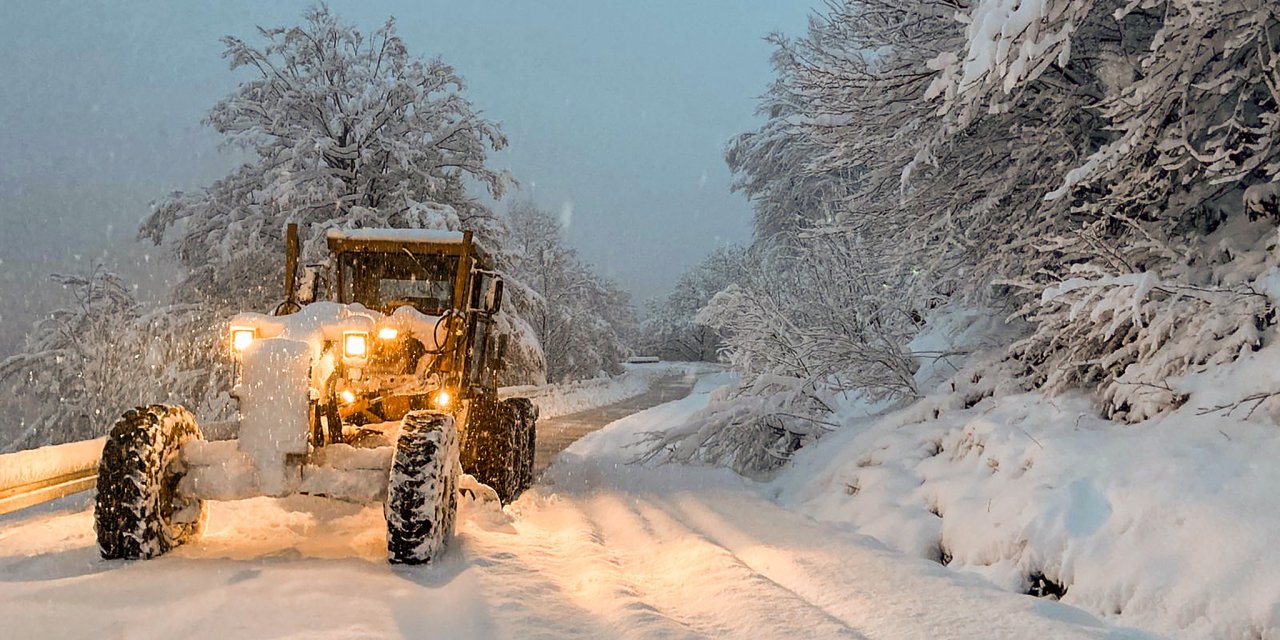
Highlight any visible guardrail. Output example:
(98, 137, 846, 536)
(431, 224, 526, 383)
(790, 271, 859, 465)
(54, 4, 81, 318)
(0, 438, 104, 516)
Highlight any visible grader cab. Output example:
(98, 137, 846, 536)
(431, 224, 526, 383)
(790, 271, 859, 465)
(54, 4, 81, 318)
(93, 225, 537, 565)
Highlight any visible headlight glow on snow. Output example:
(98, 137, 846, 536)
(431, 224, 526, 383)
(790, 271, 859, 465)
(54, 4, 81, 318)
(343, 331, 368, 358)
(377, 327, 399, 341)
(431, 389, 452, 409)
(230, 327, 256, 353)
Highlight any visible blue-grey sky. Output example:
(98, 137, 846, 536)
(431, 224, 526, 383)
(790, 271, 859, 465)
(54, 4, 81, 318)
(0, 0, 812, 349)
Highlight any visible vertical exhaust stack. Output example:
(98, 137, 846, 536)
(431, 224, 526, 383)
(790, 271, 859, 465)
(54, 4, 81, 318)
(282, 222, 301, 312)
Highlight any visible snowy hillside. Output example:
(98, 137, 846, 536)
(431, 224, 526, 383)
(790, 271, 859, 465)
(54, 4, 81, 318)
(747, 312, 1280, 639)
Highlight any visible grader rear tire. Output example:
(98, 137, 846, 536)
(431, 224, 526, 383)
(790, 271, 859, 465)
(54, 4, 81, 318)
(461, 398, 519, 504)
(95, 405, 206, 560)
(503, 398, 538, 495)
(386, 411, 459, 565)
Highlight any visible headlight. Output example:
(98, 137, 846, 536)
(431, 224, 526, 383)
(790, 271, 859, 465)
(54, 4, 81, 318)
(340, 389, 357, 404)
(377, 327, 399, 341)
(230, 327, 256, 354)
(343, 331, 368, 358)
(430, 389, 453, 410)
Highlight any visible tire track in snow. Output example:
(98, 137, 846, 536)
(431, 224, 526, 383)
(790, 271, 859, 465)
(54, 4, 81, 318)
(575, 492, 868, 639)
(463, 496, 706, 639)
(661, 491, 1118, 640)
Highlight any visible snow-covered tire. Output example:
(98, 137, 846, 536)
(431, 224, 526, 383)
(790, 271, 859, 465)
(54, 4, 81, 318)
(386, 411, 459, 565)
(503, 398, 538, 494)
(95, 404, 205, 560)
(461, 397, 520, 504)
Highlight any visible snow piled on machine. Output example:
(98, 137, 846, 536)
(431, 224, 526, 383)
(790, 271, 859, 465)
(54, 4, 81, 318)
(237, 337, 312, 496)
(325, 228, 467, 244)
(227, 300, 447, 399)
(185, 303, 448, 501)
(230, 302, 447, 364)
(765, 306, 1280, 639)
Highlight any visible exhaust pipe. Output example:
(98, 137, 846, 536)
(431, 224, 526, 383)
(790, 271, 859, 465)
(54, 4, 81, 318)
(276, 222, 301, 316)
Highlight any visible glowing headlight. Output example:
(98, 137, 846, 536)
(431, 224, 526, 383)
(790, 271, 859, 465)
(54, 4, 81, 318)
(431, 389, 453, 410)
(377, 327, 399, 341)
(230, 327, 256, 354)
(340, 389, 357, 404)
(343, 331, 368, 358)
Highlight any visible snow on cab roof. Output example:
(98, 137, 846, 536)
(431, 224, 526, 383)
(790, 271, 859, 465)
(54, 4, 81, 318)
(326, 228, 467, 244)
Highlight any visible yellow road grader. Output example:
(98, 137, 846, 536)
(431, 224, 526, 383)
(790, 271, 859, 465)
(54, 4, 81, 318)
(94, 225, 536, 564)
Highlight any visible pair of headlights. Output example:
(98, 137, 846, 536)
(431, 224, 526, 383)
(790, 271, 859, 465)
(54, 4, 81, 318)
(340, 387, 453, 409)
(339, 328, 401, 357)
(229, 327, 385, 359)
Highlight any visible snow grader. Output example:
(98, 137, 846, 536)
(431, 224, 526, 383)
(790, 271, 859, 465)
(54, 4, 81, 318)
(94, 224, 537, 564)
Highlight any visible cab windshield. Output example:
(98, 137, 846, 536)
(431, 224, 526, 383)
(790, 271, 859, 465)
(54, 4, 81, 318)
(338, 251, 459, 315)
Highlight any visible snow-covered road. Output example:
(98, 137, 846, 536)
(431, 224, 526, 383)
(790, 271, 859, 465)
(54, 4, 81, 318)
(0, 373, 1150, 639)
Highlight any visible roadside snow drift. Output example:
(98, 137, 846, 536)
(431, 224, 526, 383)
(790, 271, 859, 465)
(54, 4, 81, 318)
(773, 320, 1280, 639)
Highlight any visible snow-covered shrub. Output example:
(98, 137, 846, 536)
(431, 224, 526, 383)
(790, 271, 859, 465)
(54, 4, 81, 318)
(1047, 1, 1280, 228)
(1010, 217, 1277, 422)
(706, 0, 1280, 437)
(0, 269, 225, 451)
(641, 374, 841, 478)
(653, 238, 924, 475)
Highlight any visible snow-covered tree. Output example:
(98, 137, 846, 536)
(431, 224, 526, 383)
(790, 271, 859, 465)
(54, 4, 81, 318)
(990, 0, 1280, 419)
(142, 5, 510, 313)
(0, 270, 138, 450)
(505, 201, 636, 383)
(0, 266, 240, 452)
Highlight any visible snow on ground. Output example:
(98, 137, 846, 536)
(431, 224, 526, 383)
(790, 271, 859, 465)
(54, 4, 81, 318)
(0, 368, 1140, 639)
(767, 313, 1280, 639)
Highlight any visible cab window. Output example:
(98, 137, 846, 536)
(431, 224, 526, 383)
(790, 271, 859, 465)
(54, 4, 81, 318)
(339, 252, 458, 315)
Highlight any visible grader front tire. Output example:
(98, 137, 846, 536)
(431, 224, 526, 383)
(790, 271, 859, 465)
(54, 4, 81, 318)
(95, 405, 206, 560)
(386, 411, 460, 565)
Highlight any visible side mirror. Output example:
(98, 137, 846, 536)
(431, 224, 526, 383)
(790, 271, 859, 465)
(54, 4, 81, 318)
(486, 278, 504, 315)
(471, 271, 503, 315)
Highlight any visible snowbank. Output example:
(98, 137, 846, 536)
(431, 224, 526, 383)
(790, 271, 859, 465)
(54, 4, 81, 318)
(0, 437, 104, 491)
(770, 319, 1280, 638)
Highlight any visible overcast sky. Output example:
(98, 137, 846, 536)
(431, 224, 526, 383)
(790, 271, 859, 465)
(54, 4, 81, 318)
(0, 0, 812, 348)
